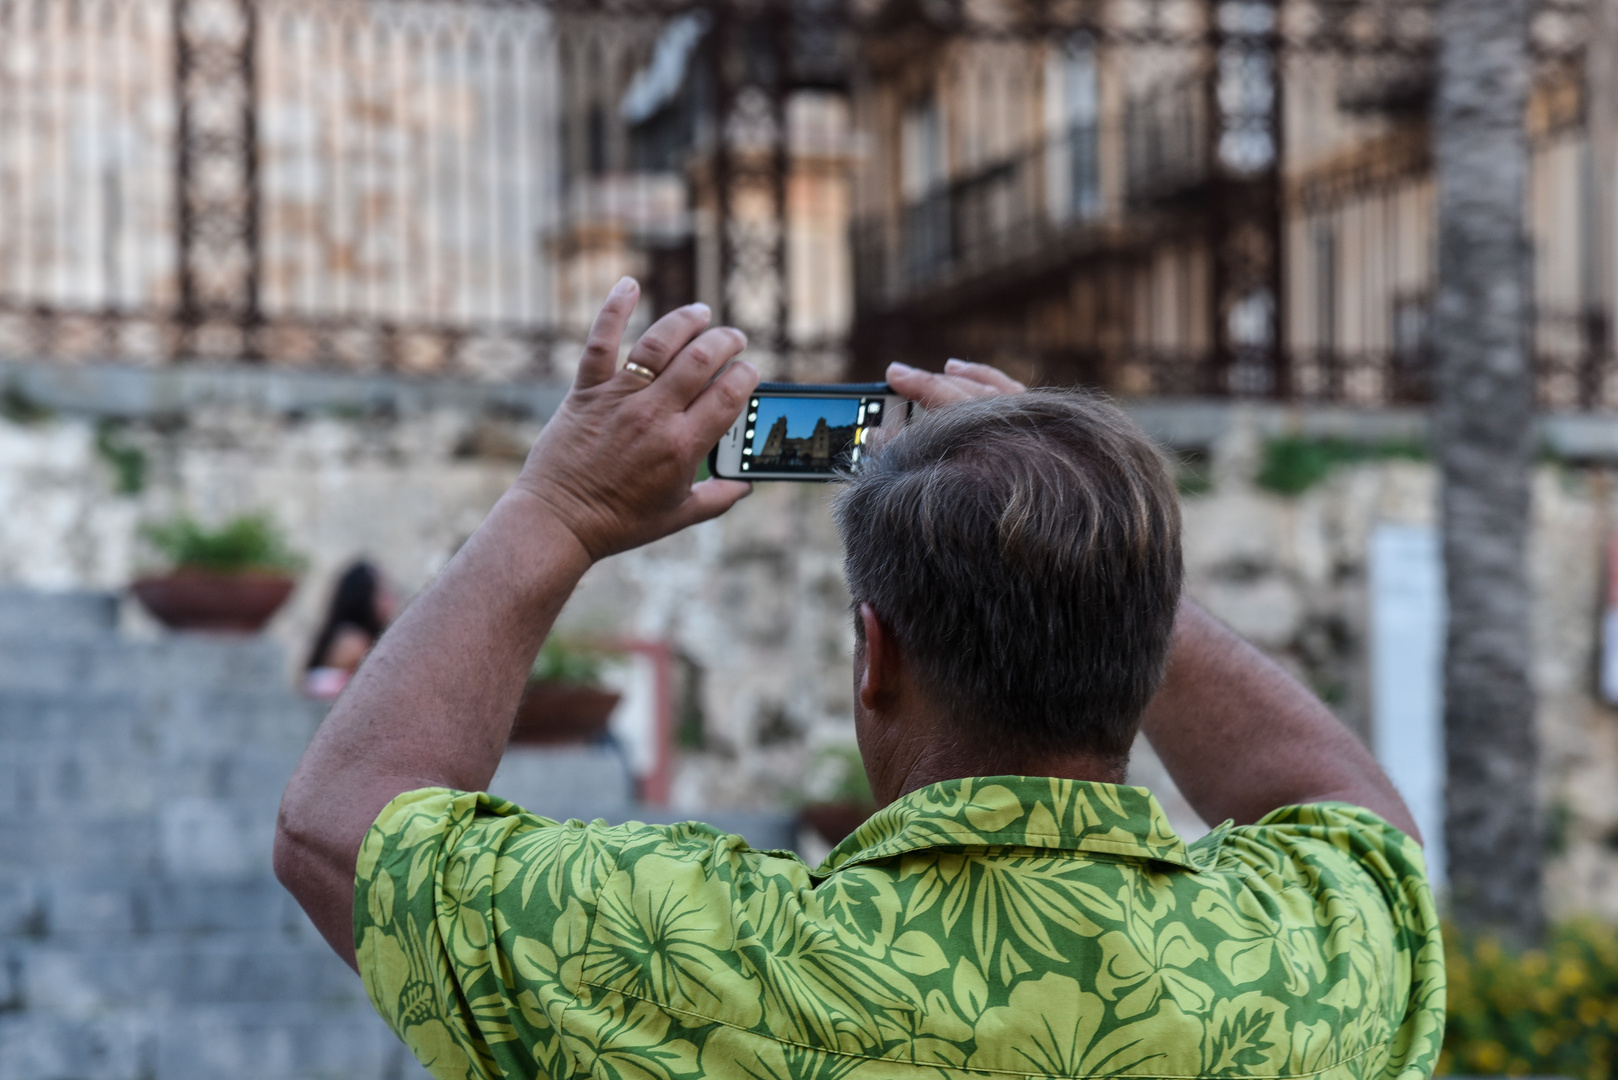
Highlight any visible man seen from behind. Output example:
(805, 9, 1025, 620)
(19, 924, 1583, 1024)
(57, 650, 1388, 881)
(275, 280, 1444, 1080)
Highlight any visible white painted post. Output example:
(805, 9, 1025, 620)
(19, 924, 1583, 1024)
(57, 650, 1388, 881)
(1370, 523, 1447, 888)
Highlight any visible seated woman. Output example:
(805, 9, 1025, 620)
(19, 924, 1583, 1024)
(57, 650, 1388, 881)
(303, 561, 396, 700)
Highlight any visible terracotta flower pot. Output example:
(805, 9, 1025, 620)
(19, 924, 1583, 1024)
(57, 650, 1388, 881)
(799, 801, 878, 847)
(130, 570, 297, 633)
(509, 681, 621, 745)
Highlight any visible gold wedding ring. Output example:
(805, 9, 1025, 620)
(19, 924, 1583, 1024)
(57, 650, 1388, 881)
(623, 361, 657, 383)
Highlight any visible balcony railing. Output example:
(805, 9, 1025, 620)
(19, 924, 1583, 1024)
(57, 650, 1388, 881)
(855, 74, 1221, 312)
(856, 123, 1121, 308)
(1124, 72, 1211, 206)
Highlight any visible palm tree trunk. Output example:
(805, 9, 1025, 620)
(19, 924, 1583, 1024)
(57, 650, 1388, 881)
(1433, 0, 1544, 945)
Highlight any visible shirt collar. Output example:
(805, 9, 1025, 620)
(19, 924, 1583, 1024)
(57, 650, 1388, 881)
(812, 775, 1223, 878)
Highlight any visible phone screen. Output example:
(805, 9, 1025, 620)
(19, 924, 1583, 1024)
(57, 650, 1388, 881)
(738, 393, 890, 475)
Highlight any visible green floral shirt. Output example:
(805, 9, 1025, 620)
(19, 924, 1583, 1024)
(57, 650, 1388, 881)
(354, 777, 1444, 1080)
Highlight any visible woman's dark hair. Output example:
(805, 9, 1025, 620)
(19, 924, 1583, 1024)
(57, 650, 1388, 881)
(306, 561, 385, 670)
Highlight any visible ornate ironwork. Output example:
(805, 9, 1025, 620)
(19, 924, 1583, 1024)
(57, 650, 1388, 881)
(709, 0, 791, 371)
(0, 0, 1612, 406)
(174, 0, 261, 360)
(1207, 0, 1283, 395)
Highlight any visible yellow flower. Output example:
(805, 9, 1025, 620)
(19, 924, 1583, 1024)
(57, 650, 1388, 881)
(1577, 996, 1604, 1025)
(570, 998, 700, 1080)
(405, 1018, 476, 1080)
(968, 973, 1163, 1076)
(1096, 916, 1213, 1018)
(1555, 958, 1588, 992)
(1470, 1040, 1507, 1072)
(585, 854, 763, 1027)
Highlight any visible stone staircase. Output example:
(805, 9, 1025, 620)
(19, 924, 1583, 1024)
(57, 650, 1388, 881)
(0, 590, 428, 1079)
(0, 588, 795, 1079)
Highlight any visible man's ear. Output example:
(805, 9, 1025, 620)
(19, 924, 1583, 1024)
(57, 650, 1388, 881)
(858, 603, 899, 712)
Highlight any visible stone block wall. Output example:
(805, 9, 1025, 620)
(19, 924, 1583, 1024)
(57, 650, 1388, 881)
(3, 361, 1618, 916)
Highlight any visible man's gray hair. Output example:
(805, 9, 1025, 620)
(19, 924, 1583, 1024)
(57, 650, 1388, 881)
(834, 390, 1183, 761)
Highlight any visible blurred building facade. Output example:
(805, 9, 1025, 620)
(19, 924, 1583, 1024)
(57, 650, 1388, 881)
(6, 0, 1618, 926)
(0, 0, 853, 379)
(3, 0, 1612, 404)
(847, 0, 1609, 407)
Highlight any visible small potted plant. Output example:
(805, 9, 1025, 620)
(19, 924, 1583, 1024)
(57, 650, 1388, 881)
(130, 512, 304, 632)
(508, 638, 622, 745)
(798, 745, 878, 847)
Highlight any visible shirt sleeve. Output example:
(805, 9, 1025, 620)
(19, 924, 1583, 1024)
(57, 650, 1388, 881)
(1217, 802, 1446, 1080)
(352, 787, 647, 1080)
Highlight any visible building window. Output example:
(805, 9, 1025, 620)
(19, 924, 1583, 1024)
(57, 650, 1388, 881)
(587, 104, 610, 176)
(1062, 33, 1101, 219)
(901, 96, 945, 202)
(901, 96, 950, 282)
(1314, 221, 1337, 353)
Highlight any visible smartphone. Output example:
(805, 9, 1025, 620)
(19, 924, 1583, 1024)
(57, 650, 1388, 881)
(709, 382, 913, 481)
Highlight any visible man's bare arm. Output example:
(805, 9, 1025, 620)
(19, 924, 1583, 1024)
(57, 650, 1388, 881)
(274, 279, 758, 969)
(1140, 600, 1420, 839)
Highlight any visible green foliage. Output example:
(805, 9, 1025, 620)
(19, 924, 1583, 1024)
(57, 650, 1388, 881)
(1310, 677, 1348, 707)
(808, 744, 875, 806)
(1440, 919, 1618, 1080)
(0, 381, 52, 424)
(529, 637, 606, 686)
(141, 512, 304, 574)
(674, 655, 707, 749)
(94, 421, 147, 495)
(1547, 801, 1575, 859)
(1175, 454, 1215, 497)
(1255, 435, 1426, 496)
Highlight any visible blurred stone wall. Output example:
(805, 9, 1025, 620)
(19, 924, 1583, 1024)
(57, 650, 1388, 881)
(2, 363, 1618, 915)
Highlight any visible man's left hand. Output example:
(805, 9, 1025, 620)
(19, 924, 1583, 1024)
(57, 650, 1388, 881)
(885, 358, 1026, 409)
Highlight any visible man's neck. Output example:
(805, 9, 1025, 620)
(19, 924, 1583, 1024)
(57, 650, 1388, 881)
(887, 739, 1130, 804)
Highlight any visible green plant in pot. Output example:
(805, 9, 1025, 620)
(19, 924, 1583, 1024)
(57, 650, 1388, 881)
(509, 638, 622, 746)
(131, 512, 305, 632)
(798, 744, 878, 847)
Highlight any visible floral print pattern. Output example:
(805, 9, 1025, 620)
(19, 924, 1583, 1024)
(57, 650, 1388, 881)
(354, 776, 1444, 1080)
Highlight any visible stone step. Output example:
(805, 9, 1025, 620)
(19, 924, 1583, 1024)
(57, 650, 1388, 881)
(0, 1002, 428, 1080)
(0, 589, 118, 642)
(0, 799, 282, 878)
(0, 815, 161, 876)
(0, 878, 41, 938)
(140, 687, 325, 749)
(0, 691, 142, 743)
(0, 873, 306, 941)
(0, 1010, 151, 1080)
(152, 1002, 431, 1080)
(0, 637, 289, 697)
(0, 688, 324, 752)
(12, 935, 364, 1013)
(0, 745, 302, 819)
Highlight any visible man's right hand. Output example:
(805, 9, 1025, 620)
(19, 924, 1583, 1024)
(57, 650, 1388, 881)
(886, 359, 1026, 408)
(516, 278, 758, 562)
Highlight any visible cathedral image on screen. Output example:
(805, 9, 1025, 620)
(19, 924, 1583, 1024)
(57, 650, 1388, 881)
(747, 397, 861, 472)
